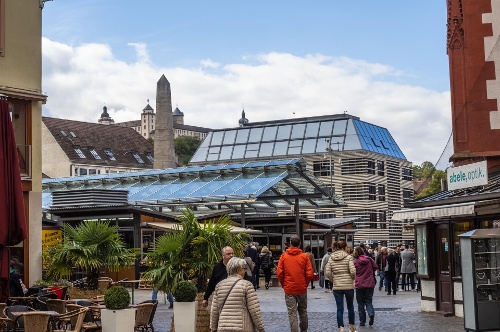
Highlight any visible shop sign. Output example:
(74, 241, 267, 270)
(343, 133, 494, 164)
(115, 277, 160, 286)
(42, 229, 62, 248)
(447, 161, 488, 190)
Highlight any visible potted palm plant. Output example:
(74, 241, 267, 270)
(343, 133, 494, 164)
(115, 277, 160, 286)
(46, 220, 138, 290)
(101, 285, 136, 332)
(142, 209, 247, 331)
(172, 280, 198, 331)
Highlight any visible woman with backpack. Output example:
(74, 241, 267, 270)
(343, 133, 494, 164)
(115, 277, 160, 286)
(259, 246, 274, 289)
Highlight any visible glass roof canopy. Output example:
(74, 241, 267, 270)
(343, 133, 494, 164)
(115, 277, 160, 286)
(42, 159, 345, 212)
(190, 115, 406, 163)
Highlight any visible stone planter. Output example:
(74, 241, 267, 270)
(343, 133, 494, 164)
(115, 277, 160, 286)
(101, 308, 137, 332)
(173, 301, 198, 332)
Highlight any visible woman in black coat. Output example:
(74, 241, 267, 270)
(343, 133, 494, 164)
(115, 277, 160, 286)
(385, 249, 399, 295)
(9, 260, 24, 297)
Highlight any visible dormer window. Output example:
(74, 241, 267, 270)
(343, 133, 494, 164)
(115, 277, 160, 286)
(89, 148, 101, 160)
(74, 146, 86, 158)
(70, 131, 77, 138)
(60, 130, 67, 137)
(132, 152, 144, 163)
(103, 149, 116, 161)
(145, 153, 154, 163)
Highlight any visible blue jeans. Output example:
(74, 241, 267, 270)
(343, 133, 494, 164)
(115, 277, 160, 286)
(333, 289, 355, 328)
(152, 288, 173, 304)
(379, 270, 387, 291)
(355, 288, 374, 324)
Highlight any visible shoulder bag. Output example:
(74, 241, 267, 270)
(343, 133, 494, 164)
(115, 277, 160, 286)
(218, 279, 241, 314)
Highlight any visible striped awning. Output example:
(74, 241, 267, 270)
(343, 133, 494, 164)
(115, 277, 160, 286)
(391, 202, 476, 220)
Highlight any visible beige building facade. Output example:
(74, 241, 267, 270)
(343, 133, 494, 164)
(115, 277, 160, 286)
(0, 0, 46, 285)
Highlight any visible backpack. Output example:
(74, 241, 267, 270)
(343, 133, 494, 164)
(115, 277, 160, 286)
(260, 254, 270, 269)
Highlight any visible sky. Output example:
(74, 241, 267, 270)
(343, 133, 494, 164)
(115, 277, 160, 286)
(41, 1, 451, 166)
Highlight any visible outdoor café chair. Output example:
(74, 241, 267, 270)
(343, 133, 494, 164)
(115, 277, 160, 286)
(22, 311, 51, 332)
(0, 316, 15, 331)
(0, 303, 6, 318)
(52, 307, 88, 332)
(97, 278, 112, 291)
(65, 304, 101, 332)
(46, 299, 67, 314)
(4, 305, 35, 331)
(35, 296, 50, 311)
(134, 303, 154, 332)
(138, 300, 157, 332)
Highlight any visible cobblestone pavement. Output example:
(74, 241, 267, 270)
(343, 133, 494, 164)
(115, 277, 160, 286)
(131, 286, 465, 332)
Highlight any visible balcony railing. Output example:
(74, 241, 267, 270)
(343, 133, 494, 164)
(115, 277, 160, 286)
(17, 144, 31, 179)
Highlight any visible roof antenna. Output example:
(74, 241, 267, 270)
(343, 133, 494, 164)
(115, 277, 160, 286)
(147, 99, 149, 104)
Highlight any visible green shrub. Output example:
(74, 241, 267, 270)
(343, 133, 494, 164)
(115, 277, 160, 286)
(173, 280, 197, 302)
(104, 286, 130, 309)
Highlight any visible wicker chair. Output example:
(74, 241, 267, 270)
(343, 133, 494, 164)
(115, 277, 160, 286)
(53, 307, 89, 332)
(138, 300, 157, 332)
(0, 303, 6, 318)
(66, 304, 101, 332)
(46, 299, 67, 314)
(134, 303, 154, 332)
(97, 278, 112, 291)
(35, 296, 50, 311)
(4, 305, 35, 330)
(0, 316, 15, 331)
(23, 312, 52, 332)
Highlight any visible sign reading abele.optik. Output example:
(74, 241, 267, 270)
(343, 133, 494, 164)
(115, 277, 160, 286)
(447, 161, 488, 191)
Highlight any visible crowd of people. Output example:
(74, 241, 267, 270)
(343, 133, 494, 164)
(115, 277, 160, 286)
(205, 238, 417, 332)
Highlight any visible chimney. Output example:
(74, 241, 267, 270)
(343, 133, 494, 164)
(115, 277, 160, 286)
(153, 75, 176, 169)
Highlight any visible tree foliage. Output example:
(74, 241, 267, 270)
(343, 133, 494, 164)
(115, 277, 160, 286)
(413, 161, 436, 179)
(46, 220, 138, 289)
(415, 170, 447, 199)
(174, 136, 202, 165)
(142, 209, 247, 293)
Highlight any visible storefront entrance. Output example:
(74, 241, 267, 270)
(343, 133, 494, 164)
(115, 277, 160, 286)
(436, 224, 453, 313)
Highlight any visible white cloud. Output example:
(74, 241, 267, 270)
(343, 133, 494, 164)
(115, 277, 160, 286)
(41, 37, 451, 165)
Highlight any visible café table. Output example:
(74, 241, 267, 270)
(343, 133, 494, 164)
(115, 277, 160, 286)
(8, 296, 37, 307)
(116, 280, 142, 304)
(10, 311, 60, 330)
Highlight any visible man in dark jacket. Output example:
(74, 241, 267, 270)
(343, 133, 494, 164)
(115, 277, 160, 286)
(202, 246, 234, 307)
(385, 249, 399, 295)
(9, 260, 24, 297)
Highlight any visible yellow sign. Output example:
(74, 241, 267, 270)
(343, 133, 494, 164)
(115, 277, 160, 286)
(42, 230, 62, 248)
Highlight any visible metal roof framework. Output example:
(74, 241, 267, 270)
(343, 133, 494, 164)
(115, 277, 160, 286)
(42, 159, 345, 212)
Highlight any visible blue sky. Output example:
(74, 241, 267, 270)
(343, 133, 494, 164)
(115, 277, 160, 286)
(41, 1, 451, 165)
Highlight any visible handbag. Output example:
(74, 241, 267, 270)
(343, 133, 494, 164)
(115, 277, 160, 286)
(313, 272, 319, 281)
(319, 272, 325, 288)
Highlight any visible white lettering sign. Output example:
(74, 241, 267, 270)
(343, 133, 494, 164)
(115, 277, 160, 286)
(447, 161, 488, 190)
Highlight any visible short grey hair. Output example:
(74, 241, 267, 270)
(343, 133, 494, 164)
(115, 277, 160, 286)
(226, 257, 245, 276)
(222, 246, 233, 255)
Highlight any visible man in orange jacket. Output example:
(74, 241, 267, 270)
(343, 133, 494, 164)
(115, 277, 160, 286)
(277, 235, 313, 332)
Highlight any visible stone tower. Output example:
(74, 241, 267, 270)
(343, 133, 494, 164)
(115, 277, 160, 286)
(153, 75, 176, 169)
(98, 106, 114, 125)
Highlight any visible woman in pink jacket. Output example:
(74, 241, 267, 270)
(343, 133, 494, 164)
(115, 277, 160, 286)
(353, 246, 378, 327)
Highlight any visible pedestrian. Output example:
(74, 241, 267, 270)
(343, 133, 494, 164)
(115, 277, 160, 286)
(244, 248, 256, 283)
(353, 246, 378, 327)
(376, 247, 388, 292)
(259, 246, 274, 289)
(320, 247, 333, 292)
(203, 246, 234, 307)
(305, 245, 316, 289)
(277, 235, 313, 332)
(246, 243, 259, 289)
(385, 248, 399, 295)
(9, 260, 24, 297)
(400, 245, 416, 290)
(325, 240, 356, 332)
(210, 257, 265, 332)
(151, 287, 174, 308)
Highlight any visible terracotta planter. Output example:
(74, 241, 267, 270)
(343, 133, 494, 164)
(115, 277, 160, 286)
(101, 308, 137, 332)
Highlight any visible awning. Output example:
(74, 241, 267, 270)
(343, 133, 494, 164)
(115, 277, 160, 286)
(143, 222, 262, 234)
(391, 202, 476, 220)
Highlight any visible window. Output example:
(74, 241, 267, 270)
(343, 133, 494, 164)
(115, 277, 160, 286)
(146, 153, 154, 163)
(104, 149, 116, 161)
(60, 130, 67, 137)
(74, 146, 86, 158)
(79, 168, 88, 176)
(315, 213, 336, 219)
(378, 184, 385, 201)
(379, 212, 387, 229)
(132, 152, 144, 163)
(89, 169, 97, 175)
(402, 167, 412, 180)
(0, 0, 4, 57)
(367, 160, 376, 174)
(377, 161, 385, 176)
(369, 213, 377, 229)
(367, 184, 376, 200)
(89, 148, 101, 160)
(70, 131, 77, 138)
(415, 225, 429, 276)
(403, 189, 413, 203)
(452, 221, 473, 277)
(313, 160, 332, 177)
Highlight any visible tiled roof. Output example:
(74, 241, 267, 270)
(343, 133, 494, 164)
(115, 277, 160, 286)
(43, 117, 154, 169)
(115, 119, 141, 127)
(174, 123, 211, 132)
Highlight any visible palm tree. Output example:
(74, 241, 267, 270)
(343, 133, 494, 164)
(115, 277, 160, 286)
(143, 209, 247, 293)
(47, 220, 138, 289)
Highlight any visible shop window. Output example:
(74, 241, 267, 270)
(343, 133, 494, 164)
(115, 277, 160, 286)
(415, 225, 429, 277)
(480, 219, 500, 229)
(452, 221, 473, 277)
